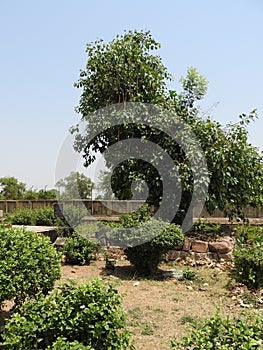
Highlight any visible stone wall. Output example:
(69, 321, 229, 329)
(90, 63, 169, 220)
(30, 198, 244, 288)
(166, 235, 236, 263)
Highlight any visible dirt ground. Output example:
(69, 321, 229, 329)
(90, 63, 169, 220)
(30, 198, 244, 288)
(1, 260, 262, 350)
(60, 260, 262, 350)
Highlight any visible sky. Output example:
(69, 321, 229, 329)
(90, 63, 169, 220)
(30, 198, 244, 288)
(0, 0, 262, 189)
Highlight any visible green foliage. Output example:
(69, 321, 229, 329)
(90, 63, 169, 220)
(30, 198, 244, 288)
(74, 30, 171, 115)
(56, 172, 94, 200)
(72, 29, 263, 223)
(0, 225, 61, 307)
(183, 268, 197, 281)
(233, 225, 263, 289)
(7, 207, 58, 226)
(0, 176, 26, 199)
(110, 208, 184, 275)
(63, 233, 97, 265)
(194, 111, 263, 219)
(119, 204, 151, 228)
(1, 279, 133, 350)
(235, 225, 263, 245)
(47, 338, 94, 349)
(170, 312, 263, 349)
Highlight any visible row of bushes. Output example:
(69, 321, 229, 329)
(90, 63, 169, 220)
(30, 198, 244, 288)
(6, 207, 59, 226)
(5, 204, 263, 288)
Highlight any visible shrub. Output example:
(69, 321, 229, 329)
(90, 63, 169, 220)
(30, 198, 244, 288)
(8, 207, 58, 226)
(0, 225, 61, 307)
(111, 219, 184, 275)
(235, 225, 263, 245)
(170, 312, 263, 349)
(7, 207, 34, 225)
(34, 207, 57, 226)
(63, 233, 97, 265)
(233, 225, 263, 289)
(1, 279, 133, 350)
(47, 338, 94, 349)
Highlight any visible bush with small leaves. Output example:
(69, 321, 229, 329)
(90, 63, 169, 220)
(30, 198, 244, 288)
(0, 225, 61, 307)
(111, 216, 184, 275)
(170, 312, 263, 349)
(1, 279, 133, 350)
(63, 233, 97, 265)
(233, 225, 263, 289)
(47, 338, 94, 349)
(7, 207, 58, 226)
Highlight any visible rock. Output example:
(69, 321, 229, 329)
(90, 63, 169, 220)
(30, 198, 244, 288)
(133, 282, 140, 287)
(162, 269, 184, 279)
(182, 237, 192, 251)
(191, 240, 209, 253)
(166, 250, 181, 261)
(54, 237, 67, 249)
(218, 252, 234, 261)
(208, 236, 235, 254)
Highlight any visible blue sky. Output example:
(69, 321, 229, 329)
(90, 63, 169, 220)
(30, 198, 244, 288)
(0, 0, 262, 189)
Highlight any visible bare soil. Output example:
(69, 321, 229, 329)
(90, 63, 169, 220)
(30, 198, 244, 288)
(61, 260, 262, 350)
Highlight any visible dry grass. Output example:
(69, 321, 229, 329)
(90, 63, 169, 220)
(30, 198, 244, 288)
(61, 260, 252, 350)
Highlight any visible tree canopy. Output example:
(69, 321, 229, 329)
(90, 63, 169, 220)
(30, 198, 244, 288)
(72, 29, 263, 223)
(56, 172, 94, 200)
(0, 177, 57, 200)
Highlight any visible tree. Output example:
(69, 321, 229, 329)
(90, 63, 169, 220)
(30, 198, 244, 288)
(71, 30, 263, 223)
(56, 172, 94, 200)
(96, 170, 116, 199)
(0, 176, 26, 199)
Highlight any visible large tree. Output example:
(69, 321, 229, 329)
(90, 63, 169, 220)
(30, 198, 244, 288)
(72, 30, 263, 223)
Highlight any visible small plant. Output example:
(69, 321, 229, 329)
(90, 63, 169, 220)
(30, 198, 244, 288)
(63, 233, 97, 265)
(188, 221, 223, 240)
(183, 268, 197, 281)
(0, 225, 61, 308)
(170, 311, 263, 349)
(1, 279, 133, 350)
(141, 322, 155, 336)
(179, 314, 196, 325)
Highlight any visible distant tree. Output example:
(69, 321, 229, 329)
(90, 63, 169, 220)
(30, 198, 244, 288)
(96, 170, 116, 199)
(0, 177, 26, 199)
(56, 172, 94, 200)
(37, 188, 58, 200)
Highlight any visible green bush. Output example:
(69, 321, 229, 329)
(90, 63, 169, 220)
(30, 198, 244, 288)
(0, 225, 61, 307)
(7, 207, 58, 226)
(111, 218, 184, 275)
(235, 225, 263, 244)
(1, 279, 133, 350)
(170, 312, 263, 349)
(34, 207, 57, 226)
(63, 233, 97, 265)
(47, 338, 94, 349)
(233, 225, 263, 289)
